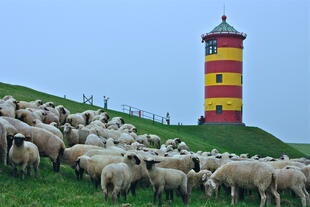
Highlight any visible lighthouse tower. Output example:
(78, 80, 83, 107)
(201, 15, 246, 124)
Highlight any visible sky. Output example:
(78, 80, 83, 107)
(0, 0, 309, 143)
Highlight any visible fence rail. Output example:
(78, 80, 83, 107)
(121, 104, 166, 124)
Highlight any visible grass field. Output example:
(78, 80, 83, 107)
(288, 143, 310, 156)
(0, 81, 307, 207)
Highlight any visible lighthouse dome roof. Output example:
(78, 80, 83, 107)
(210, 15, 239, 33)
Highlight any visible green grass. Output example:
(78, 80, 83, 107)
(288, 143, 310, 156)
(0, 81, 306, 207)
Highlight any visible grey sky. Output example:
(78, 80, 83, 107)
(0, 0, 309, 143)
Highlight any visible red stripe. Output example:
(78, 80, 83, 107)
(205, 86, 242, 98)
(205, 61, 242, 74)
(204, 111, 242, 123)
(203, 33, 246, 42)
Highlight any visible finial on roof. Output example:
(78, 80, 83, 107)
(222, 15, 227, 21)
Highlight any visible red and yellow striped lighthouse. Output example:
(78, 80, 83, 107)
(201, 15, 246, 124)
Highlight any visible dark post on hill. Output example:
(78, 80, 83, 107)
(82, 94, 93, 106)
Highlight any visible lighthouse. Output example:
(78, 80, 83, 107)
(201, 15, 246, 124)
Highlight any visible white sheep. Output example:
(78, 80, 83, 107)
(85, 134, 106, 147)
(157, 154, 200, 174)
(55, 105, 70, 125)
(144, 158, 188, 205)
(165, 138, 181, 149)
(187, 169, 212, 199)
(67, 113, 86, 127)
(0, 98, 17, 118)
(9, 133, 40, 179)
(204, 161, 280, 207)
(33, 119, 63, 139)
(0, 118, 17, 165)
(101, 152, 141, 203)
(63, 123, 80, 146)
(147, 134, 161, 148)
(178, 141, 189, 152)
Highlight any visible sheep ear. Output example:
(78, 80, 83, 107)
(121, 153, 125, 157)
(133, 155, 141, 165)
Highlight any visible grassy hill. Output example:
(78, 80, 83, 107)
(0, 82, 304, 158)
(288, 143, 310, 156)
(0, 82, 306, 207)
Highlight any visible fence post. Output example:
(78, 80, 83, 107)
(129, 107, 131, 117)
(152, 114, 155, 124)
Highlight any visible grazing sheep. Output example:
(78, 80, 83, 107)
(16, 100, 43, 109)
(67, 113, 86, 127)
(199, 156, 231, 172)
(273, 168, 309, 207)
(55, 105, 70, 125)
(33, 119, 63, 139)
(61, 144, 102, 168)
(93, 112, 110, 123)
(144, 158, 188, 205)
(29, 127, 65, 172)
(187, 169, 212, 199)
(119, 124, 137, 133)
(75, 154, 123, 186)
(211, 148, 219, 156)
(85, 134, 106, 147)
(205, 161, 280, 207)
(43, 110, 60, 126)
(9, 133, 40, 179)
(15, 109, 37, 126)
(101, 152, 141, 203)
(157, 154, 200, 174)
(0, 118, 17, 165)
(269, 160, 305, 169)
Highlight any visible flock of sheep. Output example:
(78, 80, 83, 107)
(0, 95, 310, 207)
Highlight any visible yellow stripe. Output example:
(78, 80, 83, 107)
(205, 48, 243, 62)
(205, 73, 242, 86)
(205, 98, 242, 111)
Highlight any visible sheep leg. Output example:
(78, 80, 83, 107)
(12, 165, 17, 177)
(26, 166, 31, 176)
(21, 163, 27, 180)
(153, 186, 158, 204)
(112, 187, 120, 204)
(231, 185, 236, 205)
(302, 186, 310, 206)
(292, 186, 306, 207)
(130, 181, 137, 196)
(34, 163, 40, 177)
(179, 186, 188, 205)
(258, 189, 267, 207)
(269, 184, 280, 207)
(157, 186, 164, 206)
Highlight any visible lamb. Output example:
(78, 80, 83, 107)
(101, 152, 141, 203)
(55, 105, 70, 125)
(178, 141, 189, 152)
(144, 158, 188, 205)
(33, 119, 63, 139)
(61, 144, 102, 168)
(165, 138, 181, 149)
(85, 134, 106, 147)
(204, 161, 280, 207)
(157, 154, 200, 174)
(272, 168, 309, 207)
(187, 169, 212, 199)
(9, 133, 40, 179)
(63, 123, 80, 146)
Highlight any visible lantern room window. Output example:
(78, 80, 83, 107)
(205, 39, 217, 55)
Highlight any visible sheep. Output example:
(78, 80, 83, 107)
(178, 141, 189, 152)
(204, 161, 280, 207)
(15, 109, 37, 126)
(85, 134, 106, 147)
(116, 133, 135, 145)
(16, 100, 43, 109)
(75, 154, 123, 186)
(187, 169, 212, 199)
(136, 135, 150, 146)
(93, 112, 110, 123)
(144, 158, 188, 205)
(67, 113, 86, 127)
(63, 123, 80, 146)
(55, 105, 70, 125)
(119, 124, 137, 133)
(61, 144, 103, 168)
(286, 165, 310, 190)
(107, 117, 124, 127)
(160, 144, 174, 153)
(0, 118, 18, 165)
(43, 110, 60, 126)
(157, 154, 200, 174)
(269, 160, 306, 169)
(9, 133, 40, 179)
(101, 152, 141, 203)
(147, 134, 161, 148)
(201, 151, 211, 157)
(0, 98, 18, 118)
(210, 148, 219, 156)
(33, 119, 63, 139)
(42, 102, 55, 108)
(165, 138, 181, 149)
(28, 127, 65, 172)
(199, 156, 231, 172)
(239, 153, 248, 159)
(272, 168, 309, 207)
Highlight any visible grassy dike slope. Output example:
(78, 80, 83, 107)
(0, 82, 304, 157)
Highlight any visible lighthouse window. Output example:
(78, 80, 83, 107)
(216, 74, 223, 83)
(216, 105, 222, 114)
(205, 39, 217, 55)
